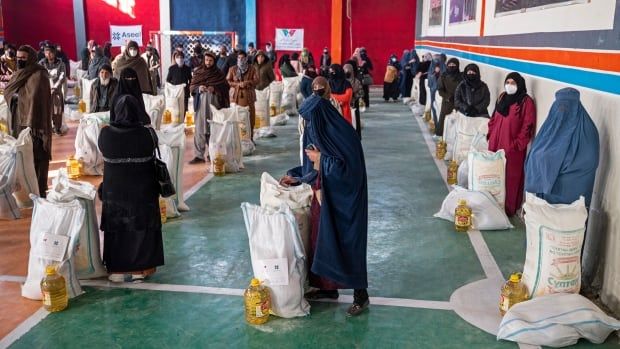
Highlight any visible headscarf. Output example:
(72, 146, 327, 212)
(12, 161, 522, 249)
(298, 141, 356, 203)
(236, 54, 249, 81)
(3, 45, 44, 103)
(254, 50, 269, 65)
(113, 40, 152, 94)
(328, 64, 351, 94)
(110, 68, 149, 124)
(445, 58, 460, 76)
(311, 76, 331, 99)
(427, 57, 446, 91)
(525, 88, 599, 206)
(400, 50, 411, 69)
(495, 72, 528, 117)
(88, 47, 109, 79)
(110, 95, 145, 128)
(463, 63, 482, 88)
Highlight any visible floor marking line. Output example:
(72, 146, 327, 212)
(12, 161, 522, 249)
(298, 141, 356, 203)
(414, 110, 503, 280)
(0, 308, 48, 349)
(0, 276, 453, 311)
(184, 172, 214, 200)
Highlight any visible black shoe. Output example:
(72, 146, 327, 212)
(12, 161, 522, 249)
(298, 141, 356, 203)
(346, 299, 369, 317)
(304, 289, 339, 300)
(188, 157, 205, 164)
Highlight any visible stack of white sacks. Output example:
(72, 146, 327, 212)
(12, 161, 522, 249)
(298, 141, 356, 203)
(22, 169, 107, 301)
(0, 128, 41, 219)
(435, 111, 512, 230)
(241, 172, 312, 318)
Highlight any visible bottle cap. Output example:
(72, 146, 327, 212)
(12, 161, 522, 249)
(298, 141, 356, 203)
(250, 278, 260, 287)
(509, 273, 521, 283)
(458, 199, 467, 205)
(45, 265, 57, 275)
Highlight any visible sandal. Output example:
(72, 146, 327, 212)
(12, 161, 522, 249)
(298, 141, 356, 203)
(346, 299, 369, 317)
(304, 289, 339, 300)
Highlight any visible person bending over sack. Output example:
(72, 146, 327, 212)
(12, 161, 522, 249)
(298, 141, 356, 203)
(454, 63, 490, 117)
(487, 72, 536, 216)
(280, 77, 369, 316)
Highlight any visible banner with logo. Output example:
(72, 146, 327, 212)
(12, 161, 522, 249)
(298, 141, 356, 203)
(110, 25, 143, 47)
(275, 28, 304, 51)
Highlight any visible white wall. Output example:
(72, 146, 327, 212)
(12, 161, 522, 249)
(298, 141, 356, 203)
(421, 48, 620, 314)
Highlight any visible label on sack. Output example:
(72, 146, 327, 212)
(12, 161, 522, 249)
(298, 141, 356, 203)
(257, 258, 289, 286)
(541, 226, 581, 294)
(35, 233, 69, 262)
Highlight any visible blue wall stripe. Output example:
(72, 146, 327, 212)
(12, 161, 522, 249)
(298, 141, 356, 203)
(245, 0, 256, 48)
(416, 45, 620, 95)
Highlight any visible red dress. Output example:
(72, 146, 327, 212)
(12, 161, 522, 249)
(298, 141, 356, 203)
(487, 95, 536, 216)
(331, 88, 353, 124)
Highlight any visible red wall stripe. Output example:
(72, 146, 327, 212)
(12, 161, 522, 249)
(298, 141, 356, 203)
(417, 40, 620, 73)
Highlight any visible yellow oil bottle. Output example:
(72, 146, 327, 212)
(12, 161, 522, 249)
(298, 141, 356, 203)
(454, 199, 472, 232)
(436, 139, 447, 160)
(78, 99, 86, 113)
(162, 110, 172, 124)
(185, 111, 194, 127)
(213, 154, 226, 176)
(424, 110, 431, 122)
(66, 155, 82, 179)
(244, 278, 271, 325)
(447, 160, 458, 185)
(74, 84, 81, 99)
(270, 104, 277, 117)
(40, 266, 68, 312)
(499, 273, 529, 316)
(359, 99, 366, 112)
(429, 119, 436, 134)
(159, 197, 167, 224)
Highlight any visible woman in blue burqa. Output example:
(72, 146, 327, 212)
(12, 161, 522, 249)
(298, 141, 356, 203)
(280, 76, 369, 316)
(525, 87, 599, 207)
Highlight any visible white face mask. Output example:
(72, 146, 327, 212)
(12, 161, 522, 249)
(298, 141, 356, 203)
(175, 58, 183, 66)
(100, 77, 110, 86)
(128, 49, 138, 57)
(505, 84, 518, 95)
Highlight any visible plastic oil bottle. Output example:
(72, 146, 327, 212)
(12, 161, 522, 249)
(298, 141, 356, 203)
(270, 103, 277, 117)
(77, 99, 86, 113)
(162, 109, 172, 124)
(244, 278, 271, 325)
(454, 199, 472, 232)
(40, 266, 68, 312)
(436, 138, 447, 160)
(213, 153, 226, 176)
(499, 273, 529, 316)
(447, 160, 458, 185)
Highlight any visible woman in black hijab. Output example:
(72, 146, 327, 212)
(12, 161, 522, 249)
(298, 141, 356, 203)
(98, 95, 164, 282)
(454, 63, 490, 117)
(110, 67, 150, 124)
(328, 64, 353, 125)
(435, 58, 463, 136)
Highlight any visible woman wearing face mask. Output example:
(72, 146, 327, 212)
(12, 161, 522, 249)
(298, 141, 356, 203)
(227, 50, 259, 139)
(166, 51, 192, 112)
(300, 64, 318, 99)
(328, 64, 353, 124)
(112, 40, 154, 95)
(488, 72, 536, 216)
(454, 63, 490, 117)
(383, 54, 401, 102)
(436, 58, 463, 137)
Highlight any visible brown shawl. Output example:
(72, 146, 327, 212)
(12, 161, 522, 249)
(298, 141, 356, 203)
(4, 45, 52, 154)
(189, 62, 230, 109)
(113, 41, 153, 94)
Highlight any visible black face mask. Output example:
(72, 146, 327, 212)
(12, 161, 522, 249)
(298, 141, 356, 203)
(345, 72, 352, 79)
(465, 73, 479, 82)
(329, 72, 336, 78)
(17, 60, 27, 70)
(314, 89, 326, 97)
(447, 66, 458, 74)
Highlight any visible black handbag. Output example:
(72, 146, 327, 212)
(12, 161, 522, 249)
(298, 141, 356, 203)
(148, 128, 176, 198)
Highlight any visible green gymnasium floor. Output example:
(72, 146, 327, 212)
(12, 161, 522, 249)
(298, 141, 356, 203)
(5, 96, 619, 348)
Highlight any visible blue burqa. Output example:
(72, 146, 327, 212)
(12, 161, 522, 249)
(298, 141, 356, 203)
(525, 88, 599, 206)
(288, 94, 369, 289)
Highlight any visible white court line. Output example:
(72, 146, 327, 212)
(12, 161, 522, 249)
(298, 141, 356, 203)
(183, 172, 214, 201)
(414, 114, 504, 280)
(1, 276, 452, 312)
(0, 308, 48, 349)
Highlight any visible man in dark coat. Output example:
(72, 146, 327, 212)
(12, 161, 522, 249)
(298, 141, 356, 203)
(90, 64, 118, 113)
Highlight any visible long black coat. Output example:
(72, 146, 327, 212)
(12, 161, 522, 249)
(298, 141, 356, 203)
(454, 80, 491, 117)
(98, 125, 164, 273)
